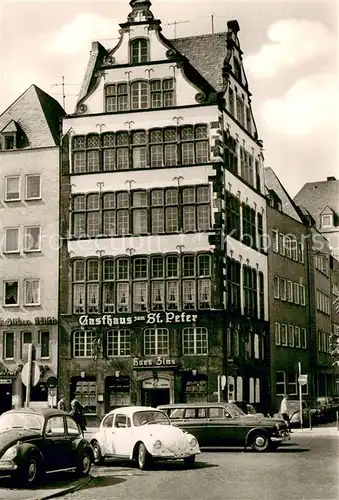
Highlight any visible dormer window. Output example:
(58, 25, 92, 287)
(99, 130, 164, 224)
(321, 214, 333, 228)
(130, 39, 148, 64)
(1, 120, 20, 150)
(4, 134, 15, 150)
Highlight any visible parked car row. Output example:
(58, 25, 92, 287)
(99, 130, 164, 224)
(158, 402, 289, 452)
(310, 397, 339, 423)
(0, 400, 292, 489)
(272, 398, 339, 427)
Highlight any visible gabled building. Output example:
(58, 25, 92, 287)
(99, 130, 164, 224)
(293, 176, 339, 259)
(0, 85, 64, 412)
(58, 0, 268, 422)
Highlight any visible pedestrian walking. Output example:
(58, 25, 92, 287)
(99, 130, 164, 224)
(280, 394, 292, 433)
(70, 398, 87, 432)
(57, 395, 66, 411)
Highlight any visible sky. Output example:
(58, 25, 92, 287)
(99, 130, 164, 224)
(0, 0, 338, 196)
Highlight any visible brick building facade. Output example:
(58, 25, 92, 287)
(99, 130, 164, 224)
(266, 204, 310, 412)
(265, 167, 336, 408)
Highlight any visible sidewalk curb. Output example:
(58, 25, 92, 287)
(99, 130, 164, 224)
(38, 476, 92, 500)
(291, 428, 339, 435)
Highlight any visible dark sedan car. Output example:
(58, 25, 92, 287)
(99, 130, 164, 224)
(158, 402, 289, 452)
(312, 397, 339, 423)
(0, 408, 93, 487)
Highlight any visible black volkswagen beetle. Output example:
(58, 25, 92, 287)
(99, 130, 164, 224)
(0, 408, 93, 487)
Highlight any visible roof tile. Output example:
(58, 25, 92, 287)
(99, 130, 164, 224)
(0, 85, 65, 148)
(294, 180, 339, 225)
(171, 33, 227, 91)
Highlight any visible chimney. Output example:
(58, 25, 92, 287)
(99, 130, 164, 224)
(327, 176, 336, 181)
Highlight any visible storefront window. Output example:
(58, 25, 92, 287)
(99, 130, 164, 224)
(40, 331, 50, 358)
(105, 376, 130, 412)
(74, 379, 97, 414)
(4, 332, 14, 359)
(184, 378, 208, 403)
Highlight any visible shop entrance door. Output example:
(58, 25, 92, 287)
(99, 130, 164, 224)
(0, 380, 12, 414)
(142, 388, 170, 407)
(141, 377, 171, 407)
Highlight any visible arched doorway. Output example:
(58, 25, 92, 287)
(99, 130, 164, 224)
(141, 377, 170, 407)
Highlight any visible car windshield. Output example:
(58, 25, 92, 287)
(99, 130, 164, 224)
(226, 403, 246, 417)
(0, 412, 43, 432)
(316, 397, 331, 405)
(133, 410, 170, 426)
(247, 404, 257, 414)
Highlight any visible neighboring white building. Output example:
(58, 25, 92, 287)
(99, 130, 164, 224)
(59, 0, 268, 420)
(0, 85, 64, 411)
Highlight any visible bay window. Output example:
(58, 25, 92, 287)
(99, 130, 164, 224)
(130, 39, 148, 64)
(73, 330, 96, 357)
(107, 329, 131, 357)
(131, 81, 148, 110)
(182, 327, 208, 355)
(71, 252, 212, 314)
(144, 328, 169, 356)
(24, 279, 40, 306)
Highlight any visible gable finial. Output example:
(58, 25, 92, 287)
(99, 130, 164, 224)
(127, 0, 154, 23)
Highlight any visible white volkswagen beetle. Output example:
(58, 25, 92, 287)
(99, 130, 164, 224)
(90, 406, 200, 469)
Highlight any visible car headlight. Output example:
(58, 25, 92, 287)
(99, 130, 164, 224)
(2, 446, 18, 460)
(153, 440, 162, 449)
(291, 414, 300, 422)
(190, 437, 198, 447)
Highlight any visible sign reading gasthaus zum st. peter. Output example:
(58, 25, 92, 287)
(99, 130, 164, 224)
(79, 312, 199, 326)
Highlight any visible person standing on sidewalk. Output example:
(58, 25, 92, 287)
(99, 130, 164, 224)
(57, 395, 66, 411)
(70, 398, 87, 432)
(280, 394, 292, 433)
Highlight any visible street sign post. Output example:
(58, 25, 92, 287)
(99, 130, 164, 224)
(298, 374, 308, 386)
(23, 344, 32, 407)
(22, 346, 40, 408)
(298, 362, 304, 429)
(22, 361, 40, 388)
(46, 376, 58, 389)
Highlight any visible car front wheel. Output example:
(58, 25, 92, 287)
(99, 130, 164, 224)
(77, 449, 92, 476)
(250, 432, 270, 452)
(15, 452, 43, 488)
(137, 442, 152, 470)
(183, 455, 195, 468)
